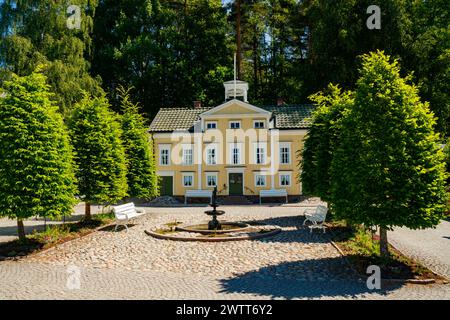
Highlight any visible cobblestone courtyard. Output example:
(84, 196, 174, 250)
(1, 206, 450, 299)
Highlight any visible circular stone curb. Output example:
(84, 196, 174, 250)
(144, 228, 281, 242)
(175, 222, 251, 234)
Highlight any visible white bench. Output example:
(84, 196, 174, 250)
(259, 189, 288, 204)
(112, 202, 144, 232)
(185, 190, 213, 205)
(303, 205, 328, 233)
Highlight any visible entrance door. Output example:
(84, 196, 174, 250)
(160, 176, 173, 196)
(229, 173, 243, 195)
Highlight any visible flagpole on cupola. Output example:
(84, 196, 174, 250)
(234, 52, 237, 99)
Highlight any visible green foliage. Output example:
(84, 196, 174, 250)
(330, 51, 448, 229)
(444, 140, 450, 175)
(68, 94, 128, 204)
(92, 0, 232, 116)
(0, 0, 103, 112)
(301, 84, 352, 202)
(118, 86, 159, 199)
(0, 71, 77, 222)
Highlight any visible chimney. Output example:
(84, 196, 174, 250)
(277, 97, 284, 106)
(193, 100, 202, 109)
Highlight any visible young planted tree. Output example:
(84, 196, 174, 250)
(118, 86, 159, 200)
(330, 51, 449, 257)
(301, 84, 352, 202)
(0, 71, 77, 241)
(68, 94, 128, 219)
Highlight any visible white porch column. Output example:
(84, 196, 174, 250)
(270, 129, 279, 190)
(195, 128, 203, 190)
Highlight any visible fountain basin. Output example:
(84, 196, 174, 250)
(175, 222, 250, 234)
(204, 210, 225, 216)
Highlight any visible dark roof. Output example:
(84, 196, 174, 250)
(149, 104, 315, 132)
(149, 107, 209, 132)
(260, 105, 315, 129)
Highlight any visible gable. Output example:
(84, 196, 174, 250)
(200, 99, 271, 117)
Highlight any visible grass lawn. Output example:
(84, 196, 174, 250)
(0, 212, 115, 259)
(328, 221, 447, 282)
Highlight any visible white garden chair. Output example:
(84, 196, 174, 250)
(303, 205, 328, 233)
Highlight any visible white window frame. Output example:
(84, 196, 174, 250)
(253, 142, 267, 165)
(205, 172, 218, 188)
(279, 142, 291, 165)
(182, 172, 194, 187)
(229, 120, 241, 129)
(253, 120, 265, 129)
(279, 172, 292, 187)
(159, 144, 171, 166)
(205, 121, 217, 130)
(182, 144, 194, 166)
(254, 174, 267, 187)
(206, 144, 217, 165)
(229, 143, 243, 165)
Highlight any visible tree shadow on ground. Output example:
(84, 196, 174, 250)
(99, 224, 136, 232)
(240, 215, 335, 244)
(219, 258, 404, 299)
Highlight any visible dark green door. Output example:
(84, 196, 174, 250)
(160, 176, 173, 196)
(229, 173, 243, 195)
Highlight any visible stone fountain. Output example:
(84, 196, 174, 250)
(204, 186, 225, 230)
(145, 186, 282, 241)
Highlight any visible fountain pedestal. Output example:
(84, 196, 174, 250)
(205, 187, 225, 230)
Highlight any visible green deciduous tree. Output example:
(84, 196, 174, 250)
(118, 86, 159, 200)
(68, 94, 128, 219)
(0, 0, 103, 112)
(330, 51, 448, 257)
(301, 84, 352, 203)
(0, 70, 77, 240)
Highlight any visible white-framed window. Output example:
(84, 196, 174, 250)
(159, 145, 171, 166)
(182, 144, 193, 165)
(279, 142, 291, 164)
(182, 173, 194, 187)
(229, 143, 242, 165)
(254, 120, 265, 129)
(229, 121, 241, 129)
(253, 142, 266, 164)
(279, 172, 292, 187)
(206, 121, 217, 130)
(206, 173, 218, 187)
(255, 174, 267, 187)
(206, 145, 217, 165)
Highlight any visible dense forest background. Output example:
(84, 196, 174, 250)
(0, 0, 449, 136)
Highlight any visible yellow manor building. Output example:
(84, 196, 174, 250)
(149, 80, 314, 204)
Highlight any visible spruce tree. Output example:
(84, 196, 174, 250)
(0, 70, 77, 240)
(118, 86, 159, 200)
(68, 94, 128, 219)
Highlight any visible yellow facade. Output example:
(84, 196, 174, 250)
(152, 100, 307, 197)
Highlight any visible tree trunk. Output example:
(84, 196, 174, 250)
(379, 227, 389, 258)
(85, 202, 91, 220)
(17, 219, 26, 242)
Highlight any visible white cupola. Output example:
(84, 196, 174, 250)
(224, 80, 249, 102)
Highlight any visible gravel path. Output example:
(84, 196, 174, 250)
(389, 220, 450, 279)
